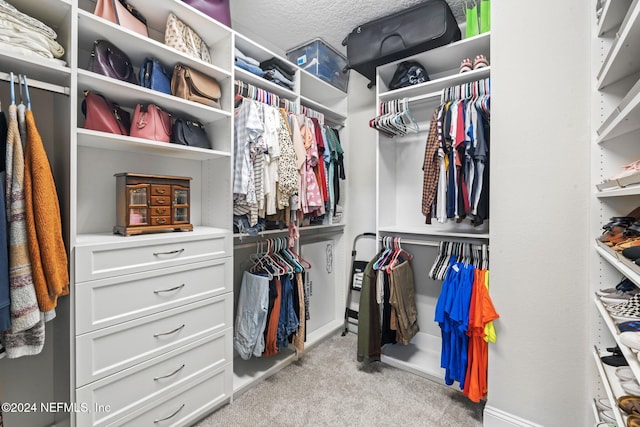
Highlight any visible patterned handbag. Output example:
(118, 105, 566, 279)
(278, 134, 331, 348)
(164, 13, 211, 63)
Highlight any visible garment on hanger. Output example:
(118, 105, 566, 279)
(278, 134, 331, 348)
(236, 238, 310, 359)
(234, 271, 270, 360)
(24, 107, 69, 316)
(463, 269, 499, 402)
(3, 103, 44, 358)
(422, 79, 491, 226)
(0, 109, 9, 333)
(357, 251, 383, 364)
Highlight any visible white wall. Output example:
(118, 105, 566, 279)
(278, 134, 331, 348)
(485, 1, 591, 426)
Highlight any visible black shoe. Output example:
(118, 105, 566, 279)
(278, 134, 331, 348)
(601, 354, 628, 367)
(606, 345, 623, 355)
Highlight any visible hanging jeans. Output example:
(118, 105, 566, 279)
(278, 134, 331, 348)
(234, 271, 270, 360)
(276, 274, 299, 350)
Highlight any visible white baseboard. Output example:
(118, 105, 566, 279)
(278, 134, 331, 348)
(483, 406, 544, 427)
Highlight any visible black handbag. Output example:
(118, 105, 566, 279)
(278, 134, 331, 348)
(172, 119, 210, 149)
(88, 39, 138, 85)
(388, 61, 430, 90)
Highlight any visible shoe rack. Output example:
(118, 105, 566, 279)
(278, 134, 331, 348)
(591, 0, 640, 425)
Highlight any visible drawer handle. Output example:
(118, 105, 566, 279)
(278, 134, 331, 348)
(153, 324, 185, 338)
(153, 404, 185, 423)
(153, 364, 185, 381)
(153, 284, 185, 294)
(156, 188, 166, 194)
(153, 248, 185, 256)
(156, 218, 167, 225)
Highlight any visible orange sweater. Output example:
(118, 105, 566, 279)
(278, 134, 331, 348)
(24, 110, 69, 312)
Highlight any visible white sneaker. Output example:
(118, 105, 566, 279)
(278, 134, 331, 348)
(595, 397, 613, 411)
(621, 379, 640, 395)
(621, 332, 640, 351)
(616, 366, 636, 381)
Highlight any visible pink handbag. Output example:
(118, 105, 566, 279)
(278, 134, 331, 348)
(130, 104, 172, 142)
(181, 0, 231, 27)
(94, 0, 149, 37)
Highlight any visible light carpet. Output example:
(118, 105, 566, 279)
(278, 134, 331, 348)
(194, 332, 484, 427)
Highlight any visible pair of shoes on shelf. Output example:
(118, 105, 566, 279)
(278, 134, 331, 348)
(619, 395, 640, 416)
(629, 414, 640, 427)
(602, 353, 629, 367)
(599, 208, 640, 246)
(459, 54, 489, 73)
(616, 366, 636, 381)
(598, 278, 638, 297)
(619, 321, 640, 332)
(599, 409, 617, 424)
(608, 295, 640, 320)
(622, 378, 640, 395)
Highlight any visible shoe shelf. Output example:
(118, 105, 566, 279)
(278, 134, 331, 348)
(597, 0, 633, 36)
(595, 185, 640, 198)
(595, 296, 640, 381)
(596, 78, 640, 143)
(592, 347, 628, 427)
(594, 243, 640, 287)
(597, 0, 640, 89)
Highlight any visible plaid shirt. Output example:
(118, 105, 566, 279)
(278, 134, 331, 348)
(421, 107, 442, 223)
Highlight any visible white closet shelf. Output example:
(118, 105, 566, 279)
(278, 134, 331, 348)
(77, 129, 231, 160)
(591, 348, 628, 427)
(232, 348, 297, 397)
(594, 243, 640, 287)
(77, 10, 232, 81)
(120, 0, 231, 46)
(376, 32, 490, 91)
(595, 185, 640, 197)
(234, 67, 298, 100)
(16, 0, 71, 29)
(299, 69, 348, 107)
(378, 226, 489, 240)
(597, 0, 640, 88)
(597, 0, 633, 36)
(77, 70, 231, 123)
(378, 66, 491, 103)
(300, 95, 347, 123)
(380, 332, 447, 384)
(234, 32, 292, 68)
(0, 52, 71, 87)
(597, 76, 640, 142)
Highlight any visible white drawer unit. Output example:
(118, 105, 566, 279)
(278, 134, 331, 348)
(75, 258, 232, 334)
(75, 228, 232, 282)
(111, 365, 233, 427)
(75, 295, 233, 387)
(76, 331, 232, 426)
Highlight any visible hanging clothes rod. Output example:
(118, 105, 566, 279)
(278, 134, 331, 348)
(378, 237, 490, 248)
(0, 71, 69, 95)
(405, 90, 441, 104)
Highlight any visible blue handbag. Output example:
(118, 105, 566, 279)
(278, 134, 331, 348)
(139, 58, 172, 95)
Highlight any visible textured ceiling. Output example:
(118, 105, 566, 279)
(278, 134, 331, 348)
(230, 0, 467, 58)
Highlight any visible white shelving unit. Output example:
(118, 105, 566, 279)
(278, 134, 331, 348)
(230, 29, 349, 397)
(0, 0, 351, 425)
(591, 0, 640, 419)
(374, 31, 491, 383)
